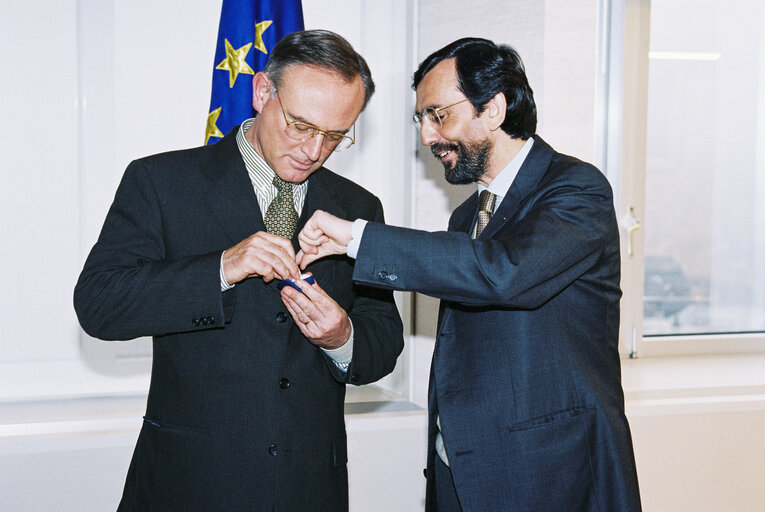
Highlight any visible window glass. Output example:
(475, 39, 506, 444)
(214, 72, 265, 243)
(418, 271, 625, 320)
(643, 0, 765, 336)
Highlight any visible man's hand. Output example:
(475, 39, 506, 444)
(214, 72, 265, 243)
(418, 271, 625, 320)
(296, 210, 354, 268)
(280, 276, 352, 349)
(222, 231, 300, 284)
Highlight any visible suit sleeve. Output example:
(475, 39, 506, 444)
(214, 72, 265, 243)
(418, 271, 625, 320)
(352, 164, 620, 310)
(339, 197, 404, 385)
(73, 159, 228, 340)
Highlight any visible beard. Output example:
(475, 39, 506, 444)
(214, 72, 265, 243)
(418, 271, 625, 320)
(431, 139, 492, 185)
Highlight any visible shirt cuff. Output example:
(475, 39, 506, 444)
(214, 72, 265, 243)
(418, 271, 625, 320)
(346, 219, 368, 259)
(220, 252, 235, 292)
(322, 318, 354, 372)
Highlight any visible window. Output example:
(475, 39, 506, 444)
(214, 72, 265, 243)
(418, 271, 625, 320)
(613, 0, 765, 356)
(643, 0, 765, 337)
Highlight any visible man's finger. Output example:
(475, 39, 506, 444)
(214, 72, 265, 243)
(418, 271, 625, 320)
(261, 231, 297, 253)
(281, 289, 319, 335)
(297, 251, 320, 269)
(258, 252, 298, 281)
(258, 239, 300, 279)
(295, 250, 307, 268)
(281, 284, 313, 313)
(297, 278, 326, 304)
(282, 297, 312, 337)
(282, 293, 305, 321)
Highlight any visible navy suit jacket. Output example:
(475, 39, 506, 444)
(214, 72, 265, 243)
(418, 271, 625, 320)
(353, 136, 641, 511)
(74, 127, 404, 512)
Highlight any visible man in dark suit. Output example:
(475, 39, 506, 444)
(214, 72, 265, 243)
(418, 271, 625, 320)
(296, 38, 641, 511)
(73, 30, 403, 512)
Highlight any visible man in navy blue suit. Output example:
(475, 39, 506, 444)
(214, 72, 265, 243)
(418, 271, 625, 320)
(295, 38, 641, 511)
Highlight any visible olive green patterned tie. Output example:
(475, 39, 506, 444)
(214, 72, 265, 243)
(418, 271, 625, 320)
(475, 189, 497, 238)
(264, 175, 299, 239)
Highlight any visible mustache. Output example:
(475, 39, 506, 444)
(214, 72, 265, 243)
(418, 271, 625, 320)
(431, 143, 458, 157)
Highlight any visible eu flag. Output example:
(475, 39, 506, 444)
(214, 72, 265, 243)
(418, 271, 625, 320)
(205, 0, 304, 145)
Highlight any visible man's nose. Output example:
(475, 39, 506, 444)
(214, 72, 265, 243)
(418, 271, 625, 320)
(301, 133, 324, 161)
(419, 119, 440, 146)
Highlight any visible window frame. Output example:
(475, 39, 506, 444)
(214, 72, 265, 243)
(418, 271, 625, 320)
(606, 0, 765, 359)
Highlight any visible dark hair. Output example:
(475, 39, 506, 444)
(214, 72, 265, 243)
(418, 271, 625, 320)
(413, 38, 536, 139)
(264, 29, 375, 110)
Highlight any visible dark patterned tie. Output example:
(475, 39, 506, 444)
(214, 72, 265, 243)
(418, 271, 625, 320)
(475, 190, 497, 238)
(264, 175, 299, 239)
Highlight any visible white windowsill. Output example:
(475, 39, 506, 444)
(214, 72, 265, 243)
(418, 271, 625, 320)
(0, 385, 423, 440)
(3, 354, 763, 440)
(622, 353, 765, 416)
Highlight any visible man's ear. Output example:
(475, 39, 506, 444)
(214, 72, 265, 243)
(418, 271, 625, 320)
(484, 92, 507, 132)
(252, 72, 272, 113)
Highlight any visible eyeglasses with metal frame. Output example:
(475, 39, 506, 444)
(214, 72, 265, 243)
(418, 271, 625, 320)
(275, 91, 356, 152)
(412, 98, 471, 128)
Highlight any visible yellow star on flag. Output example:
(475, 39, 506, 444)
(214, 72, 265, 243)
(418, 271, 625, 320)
(253, 20, 273, 54)
(216, 39, 255, 88)
(205, 107, 224, 144)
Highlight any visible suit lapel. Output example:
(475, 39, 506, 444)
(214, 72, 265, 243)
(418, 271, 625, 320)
(295, 168, 350, 282)
(200, 127, 266, 245)
(478, 135, 553, 239)
(450, 194, 479, 235)
(199, 132, 352, 284)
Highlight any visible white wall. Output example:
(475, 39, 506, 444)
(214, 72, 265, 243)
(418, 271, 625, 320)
(4, 373, 764, 511)
(0, 398, 428, 512)
(2, 0, 764, 511)
(0, 1, 427, 510)
(623, 355, 765, 511)
(0, 0, 222, 400)
(630, 409, 765, 511)
(0, 0, 416, 401)
(0, 0, 605, 404)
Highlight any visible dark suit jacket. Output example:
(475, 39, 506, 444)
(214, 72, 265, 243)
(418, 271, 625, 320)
(73, 127, 404, 512)
(353, 136, 641, 511)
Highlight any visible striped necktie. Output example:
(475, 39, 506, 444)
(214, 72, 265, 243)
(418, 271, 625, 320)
(475, 190, 497, 238)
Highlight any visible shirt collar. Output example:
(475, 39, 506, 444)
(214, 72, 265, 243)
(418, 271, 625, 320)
(235, 118, 309, 216)
(236, 118, 275, 185)
(477, 137, 535, 203)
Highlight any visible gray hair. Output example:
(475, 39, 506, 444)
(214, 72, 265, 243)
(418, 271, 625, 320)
(264, 29, 375, 110)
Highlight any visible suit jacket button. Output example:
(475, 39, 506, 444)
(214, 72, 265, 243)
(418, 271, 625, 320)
(207, 316, 215, 324)
(269, 444, 278, 456)
(389, 274, 397, 281)
(276, 312, 288, 323)
(377, 271, 388, 279)
(350, 373, 360, 383)
(192, 318, 200, 326)
(200, 317, 208, 325)
(279, 378, 290, 389)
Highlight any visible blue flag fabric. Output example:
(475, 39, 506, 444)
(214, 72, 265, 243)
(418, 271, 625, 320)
(205, 0, 304, 145)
